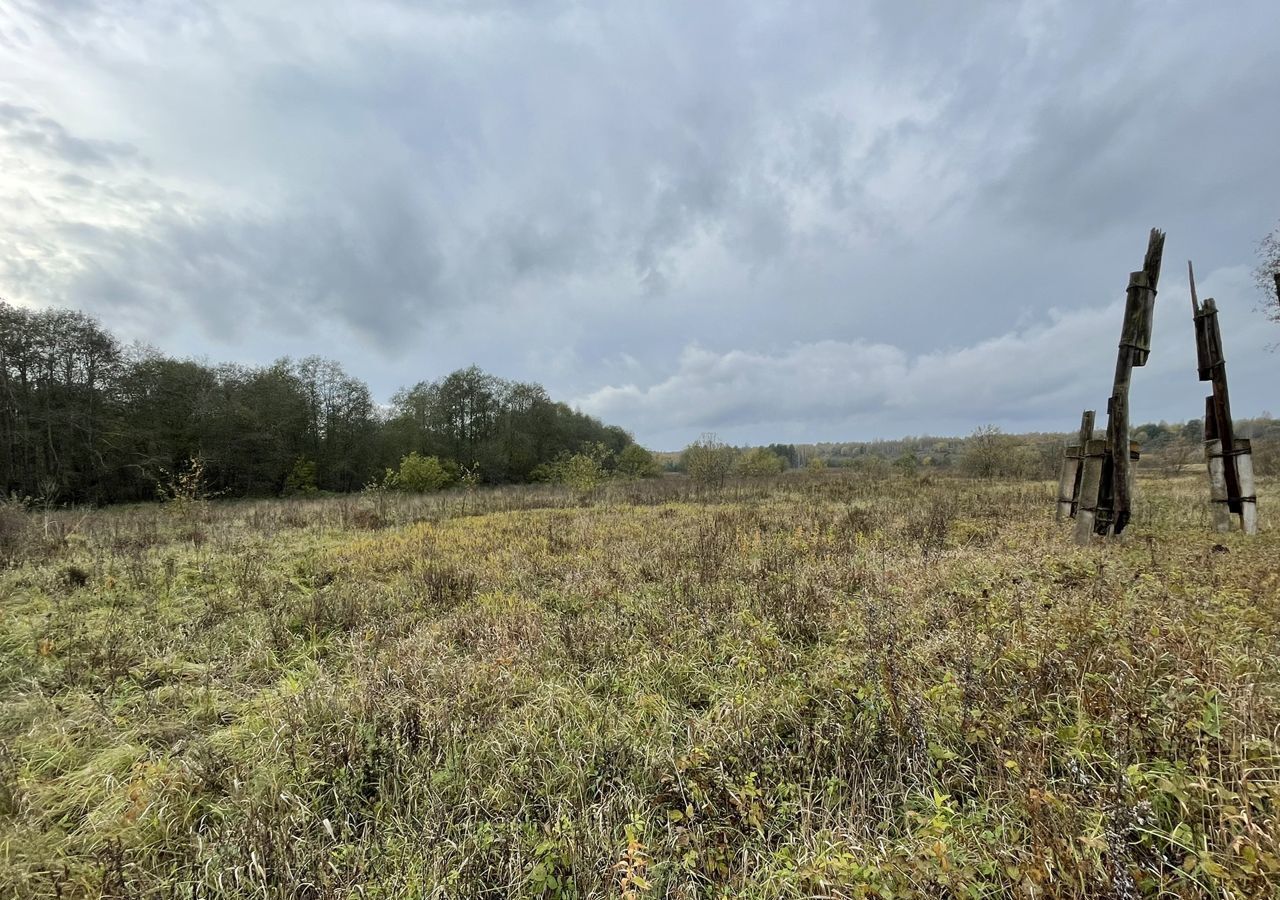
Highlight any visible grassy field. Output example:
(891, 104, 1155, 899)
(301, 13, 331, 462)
(1, 474, 1278, 898)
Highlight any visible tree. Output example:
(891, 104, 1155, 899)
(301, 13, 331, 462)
(893, 452, 919, 476)
(0, 302, 644, 503)
(959, 425, 1039, 478)
(1257, 221, 1280, 325)
(765, 443, 798, 469)
(682, 433, 734, 488)
(960, 425, 1009, 478)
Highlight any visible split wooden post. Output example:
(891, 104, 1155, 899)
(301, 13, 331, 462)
(1190, 261, 1257, 534)
(1056, 409, 1095, 521)
(1205, 439, 1233, 532)
(1101, 228, 1164, 536)
(1074, 439, 1108, 545)
(1238, 441, 1258, 533)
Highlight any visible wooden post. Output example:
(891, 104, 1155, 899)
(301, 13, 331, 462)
(1205, 439, 1232, 532)
(1190, 261, 1256, 534)
(1237, 439, 1258, 535)
(1103, 229, 1163, 536)
(1055, 454, 1077, 523)
(1074, 439, 1107, 545)
(1056, 409, 1095, 521)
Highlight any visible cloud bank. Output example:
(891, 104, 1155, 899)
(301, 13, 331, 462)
(1, 0, 1277, 447)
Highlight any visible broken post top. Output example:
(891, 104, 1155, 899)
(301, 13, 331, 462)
(1189, 259, 1224, 382)
(1142, 227, 1165, 287)
(1190, 261, 1220, 318)
(1189, 260, 1199, 314)
(1120, 228, 1165, 367)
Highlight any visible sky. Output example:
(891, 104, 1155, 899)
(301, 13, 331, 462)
(1, 0, 1277, 450)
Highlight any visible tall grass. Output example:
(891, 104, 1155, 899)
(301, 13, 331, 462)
(0, 473, 1276, 897)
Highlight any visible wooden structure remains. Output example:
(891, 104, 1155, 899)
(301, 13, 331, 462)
(1055, 410, 1094, 522)
(1058, 228, 1164, 544)
(1190, 261, 1258, 534)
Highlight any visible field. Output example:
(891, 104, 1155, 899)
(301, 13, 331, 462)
(1, 474, 1278, 898)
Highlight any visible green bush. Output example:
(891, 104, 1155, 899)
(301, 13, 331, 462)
(283, 457, 318, 495)
(397, 452, 451, 492)
(735, 447, 785, 477)
(616, 444, 661, 479)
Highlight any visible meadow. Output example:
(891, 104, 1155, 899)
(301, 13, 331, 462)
(1, 473, 1277, 898)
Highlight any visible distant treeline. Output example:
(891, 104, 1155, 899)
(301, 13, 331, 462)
(0, 302, 635, 504)
(664, 416, 1280, 480)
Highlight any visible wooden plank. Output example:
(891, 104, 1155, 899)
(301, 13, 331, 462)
(1190, 261, 1213, 379)
(1236, 439, 1258, 535)
(1056, 451, 1081, 522)
(1078, 410, 1095, 448)
(1074, 439, 1107, 545)
(1056, 410, 1095, 521)
(1205, 439, 1232, 533)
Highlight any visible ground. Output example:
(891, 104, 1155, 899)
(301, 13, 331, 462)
(1, 475, 1277, 898)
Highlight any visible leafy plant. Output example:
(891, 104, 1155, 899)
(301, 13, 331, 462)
(396, 452, 451, 492)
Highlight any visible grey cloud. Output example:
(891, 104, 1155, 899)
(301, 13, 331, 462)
(1, 0, 1277, 445)
(578, 264, 1273, 449)
(0, 101, 141, 166)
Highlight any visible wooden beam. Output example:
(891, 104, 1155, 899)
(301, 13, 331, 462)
(1105, 228, 1164, 535)
(1074, 439, 1107, 545)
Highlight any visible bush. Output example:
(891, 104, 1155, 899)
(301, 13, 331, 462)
(959, 425, 1038, 479)
(735, 447, 785, 477)
(544, 442, 614, 499)
(397, 452, 451, 492)
(616, 444, 661, 479)
(683, 434, 735, 488)
(284, 457, 318, 495)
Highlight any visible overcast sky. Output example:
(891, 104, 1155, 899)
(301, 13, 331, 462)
(2, 1, 1277, 449)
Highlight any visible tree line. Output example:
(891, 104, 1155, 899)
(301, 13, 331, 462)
(670, 416, 1279, 483)
(0, 302, 639, 504)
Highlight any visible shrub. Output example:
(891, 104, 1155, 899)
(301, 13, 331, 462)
(735, 447, 785, 477)
(155, 455, 217, 518)
(284, 457, 319, 495)
(548, 442, 614, 498)
(397, 452, 451, 492)
(682, 434, 735, 488)
(616, 444, 661, 479)
(893, 452, 919, 476)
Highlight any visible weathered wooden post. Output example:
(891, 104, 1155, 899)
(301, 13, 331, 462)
(1073, 228, 1164, 545)
(1190, 261, 1257, 534)
(1073, 438, 1108, 541)
(1056, 410, 1095, 521)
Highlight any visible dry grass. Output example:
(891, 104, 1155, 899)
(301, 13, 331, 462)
(0, 474, 1277, 898)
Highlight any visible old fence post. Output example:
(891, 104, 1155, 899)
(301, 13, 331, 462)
(1190, 261, 1257, 534)
(1057, 410, 1094, 521)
